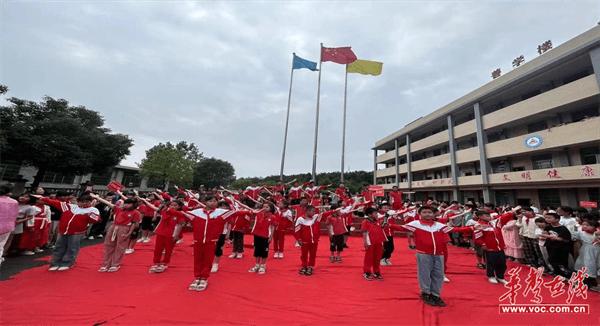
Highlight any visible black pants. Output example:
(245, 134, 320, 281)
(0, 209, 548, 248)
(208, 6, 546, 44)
(231, 231, 244, 253)
(329, 234, 345, 252)
(89, 217, 108, 237)
(548, 246, 571, 277)
(141, 216, 154, 231)
(485, 250, 507, 279)
(382, 236, 394, 259)
(215, 234, 226, 257)
(253, 235, 269, 258)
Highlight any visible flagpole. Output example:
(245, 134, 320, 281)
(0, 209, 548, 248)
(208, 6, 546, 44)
(311, 43, 323, 183)
(341, 65, 348, 184)
(279, 54, 295, 181)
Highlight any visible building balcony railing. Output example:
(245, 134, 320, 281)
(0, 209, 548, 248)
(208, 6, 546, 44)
(458, 175, 484, 186)
(483, 74, 599, 130)
(376, 146, 407, 164)
(486, 116, 600, 159)
(411, 153, 451, 172)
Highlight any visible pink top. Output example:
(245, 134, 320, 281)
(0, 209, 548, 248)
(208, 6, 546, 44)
(0, 196, 19, 234)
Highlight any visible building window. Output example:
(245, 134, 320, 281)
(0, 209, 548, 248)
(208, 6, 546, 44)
(491, 160, 508, 173)
(527, 120, 547, 133)
(538, 189, 561, 209)
(41, 171, 76, 184)
(580, 147, 600, 165)
(512, 166, 525, 172)
(589, 188, 599, 203)
(532, 154, 553, 170)
(562, 70, 591, 85)
(90, 169, 113, 186)
(122, 171, 142, 187)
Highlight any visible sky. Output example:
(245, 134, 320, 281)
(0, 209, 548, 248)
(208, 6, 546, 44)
(1, 1, 599, 178)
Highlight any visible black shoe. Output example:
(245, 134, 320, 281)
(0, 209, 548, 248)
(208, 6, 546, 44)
(420, 293, 435, 306)
(373, 272, 383, 280)
(429, 295, 447, 307)
(476, 263, 486, 270)
(299, 267, 307, 275)
(409, 245, 416, 250)
(343, 244, 349, 248)
(305, 267, 313, 276)
(363, 272, 374, 281)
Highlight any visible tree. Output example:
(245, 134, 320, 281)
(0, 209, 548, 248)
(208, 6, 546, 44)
(0, 96, 133, 189)
(0, 85, 8, 95)
(193, 157, 235, 189)
(139, 141, 202, 189)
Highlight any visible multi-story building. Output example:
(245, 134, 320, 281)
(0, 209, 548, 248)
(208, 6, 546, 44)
(372, 25, 600, 208)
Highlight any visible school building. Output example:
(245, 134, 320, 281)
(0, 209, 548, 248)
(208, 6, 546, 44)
(372, 25, 600, 208)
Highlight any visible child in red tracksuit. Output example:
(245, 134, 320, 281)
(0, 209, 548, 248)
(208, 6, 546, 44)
(362, 207, 387, 280)
(294, 205, 336, 276)
(144, 199, 187, 273)
(473, 207, 520, 285)
(398, 206, 472, 307)
(326, 204, 351, 263)
(248, 203, 276, 274)
(273, 200, 293, 259)
(182, 196, 250, 292)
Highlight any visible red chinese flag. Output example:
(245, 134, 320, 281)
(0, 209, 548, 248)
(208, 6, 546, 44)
(321, 46, 357, 64)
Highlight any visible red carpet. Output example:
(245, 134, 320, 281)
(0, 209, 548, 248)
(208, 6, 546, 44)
(1, 234, 599, 325)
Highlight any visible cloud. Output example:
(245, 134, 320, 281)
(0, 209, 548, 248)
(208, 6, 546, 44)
(1, 0, 598, 177)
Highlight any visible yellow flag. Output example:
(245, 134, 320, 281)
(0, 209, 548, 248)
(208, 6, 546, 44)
(347, 59, 383, 76)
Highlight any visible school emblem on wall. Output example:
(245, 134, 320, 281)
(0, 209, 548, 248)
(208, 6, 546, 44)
(524, 135, 543, 149)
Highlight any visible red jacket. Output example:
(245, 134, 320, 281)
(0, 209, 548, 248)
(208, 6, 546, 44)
(474, 212, 515, 252)
(187, 208, 249, 244)
(361, 218, 387, 245)
(400, 219, 453, 256)
(154, 209, 187, 237)
(388, 191, 403, 210)
(294, 210, 336, 244)
(230, 211, 251, 232)
(42, 198, 100, 235)
(274, 209, 293, 231)
(327, 215, 348, 235)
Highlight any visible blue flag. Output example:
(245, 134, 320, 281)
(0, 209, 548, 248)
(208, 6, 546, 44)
(292, 53, 318, 71)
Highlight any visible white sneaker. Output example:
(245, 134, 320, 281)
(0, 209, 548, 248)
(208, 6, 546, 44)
(248, 265, 260, 273)
(295, 241, 300, 248)
(380, 258, 387, 266)
(97, 234, 103, 238)
(188, 279, 201, 291)
(88, 236, 95, 240)
(196, 280, 208, 291)
(108, 266, 120, 272)
(57, 266, 70, 271)
(143, 238, 151, 243)
(34, 248, 44, 253)
(497, 278, 508, 285)
(258, 266, 266, 274)
(273, 252, 280, 259)
(279, 252, 284, 258)
(21, 251, 35, 256)
(386, 259, 392, 265)
(48, 266, 59, 271)
(211, 263, 219, 273)
(228, 253, 237, 258)
(98, 266, 109, 272)
(488, 277, 499, 284)
(236, 253, 243, 259)
(444, 276, 450, 283)
(136, 238, 144, 243)
(125, 248, 134, 254)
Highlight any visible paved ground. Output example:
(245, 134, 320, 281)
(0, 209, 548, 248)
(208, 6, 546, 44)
(0, 237, 103, 281)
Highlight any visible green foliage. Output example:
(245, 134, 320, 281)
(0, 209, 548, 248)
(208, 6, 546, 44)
(231, 171, 372, 194)
(139, 141, 202, 189)
(193, 157, 235, 189)
(0, 96, 133, 188)
(0, 85, 8, 95)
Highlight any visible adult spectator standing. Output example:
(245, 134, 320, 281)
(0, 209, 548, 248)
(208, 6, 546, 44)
(0, 184, 19, 267)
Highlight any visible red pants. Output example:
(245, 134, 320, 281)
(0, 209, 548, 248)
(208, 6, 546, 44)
(273, 230, 285, 252)
(193, 241, 217, 279)
(153, 234, 175, 264)
(19, 226, 37, 250)
(300, 242, 318, 268)
(363, 243, 384, 274)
